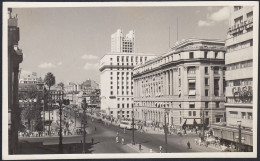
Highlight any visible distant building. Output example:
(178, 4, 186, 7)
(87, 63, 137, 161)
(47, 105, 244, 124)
(99, 52, 157, 119)
(133, 38, 226, 130)
(80, 79, 99, 90)
(211, 6, 253, 151)
(111, 29, 135, 53)
(19, 72, 39, 84)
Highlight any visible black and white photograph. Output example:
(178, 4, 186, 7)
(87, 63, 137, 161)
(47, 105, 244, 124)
(2, 1, 258, 159)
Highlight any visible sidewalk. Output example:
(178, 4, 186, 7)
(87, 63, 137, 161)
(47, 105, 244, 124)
(125, 143, 157, 153)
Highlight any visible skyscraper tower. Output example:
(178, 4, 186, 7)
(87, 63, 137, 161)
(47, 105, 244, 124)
(111, 29, 135, 53)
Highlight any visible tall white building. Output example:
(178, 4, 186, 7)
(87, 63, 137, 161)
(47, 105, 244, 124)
(111, 29, 135, 53)
(211, 6, 254, 151)
(100, 52, 157, 119)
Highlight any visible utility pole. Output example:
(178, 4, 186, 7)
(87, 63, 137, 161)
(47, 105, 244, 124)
(132, 111, 135, 145)
(202, 110, 205, 141)
(164, 110, 168, 153)
(81, 98, 87, 153)
(238, 121, 242, 152)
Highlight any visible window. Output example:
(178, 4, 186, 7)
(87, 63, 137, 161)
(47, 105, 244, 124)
(230, 111, 238, 118)
(204, 51, 208, 58)
(216, 102, 220, 108)
(110, 77, 113, 80)
(193, 111, 196, 116)
(205, 89, 209, 96)
(187, 66, 196, 74)
(241, 112, 246, 119)
(110, 58, 113, 61)
(178, 68, 181, 76)
(248, 112, 252, 119)
(214, 79, 219, 96)
(189, 111, 192, 116)
(205, 102, 209, 108)
(179, 79, 181, 87)
(122, 104, 124, 108)
(205, 111, 209, 116)
(111, 81, 113, 85)
(110, 72, 113, 75)
(189, 52, 194, 59)
(234, 6, 243, 11)
(127, 104, 129, 108)
(214, 67, 219, 74)
(205, 67, 209, 74)
(189, 102, 195, 108)
(205, 78, 209, 86)
(110, 86, 113, 89)
(110, 91, 113, 95)
(216, 118, 221, 123)
(188, 79, 196, 96)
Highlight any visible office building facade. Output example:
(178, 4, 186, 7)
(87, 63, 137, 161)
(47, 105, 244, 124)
(211, 6, 253, 151)
(111, 29, 135, 53)
(99, 52, 156, 119)
(133, 39, 226, 130)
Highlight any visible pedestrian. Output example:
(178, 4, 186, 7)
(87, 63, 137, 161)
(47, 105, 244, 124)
(187, 141, 191, 149)
(91, 137, 94, 144)
(116, 136, 119, 143)
(159, 146, 162, 153)
(195, 128, 197, 134)
(122, 138, 124, 145)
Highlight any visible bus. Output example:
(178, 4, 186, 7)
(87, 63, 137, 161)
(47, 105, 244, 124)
(119, 121, 136, 130)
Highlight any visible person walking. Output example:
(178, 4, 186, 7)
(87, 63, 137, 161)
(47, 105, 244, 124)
(187, 141, 191, 149)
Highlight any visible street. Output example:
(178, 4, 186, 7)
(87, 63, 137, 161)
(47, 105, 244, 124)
(19, 107, 219, 154)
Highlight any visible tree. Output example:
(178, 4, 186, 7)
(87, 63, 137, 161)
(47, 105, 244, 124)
(44, 72, 56, 135)
(44, 72, 56, 91)
(57, 82, 64, 90)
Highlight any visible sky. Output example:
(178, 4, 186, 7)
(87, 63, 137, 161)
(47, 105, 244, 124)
(12, 5, 230, 85)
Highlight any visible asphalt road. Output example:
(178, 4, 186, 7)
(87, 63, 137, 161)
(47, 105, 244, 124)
(20, 108, 217, 153)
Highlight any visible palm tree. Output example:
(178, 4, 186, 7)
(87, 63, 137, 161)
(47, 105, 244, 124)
(44, 72, 56, 135)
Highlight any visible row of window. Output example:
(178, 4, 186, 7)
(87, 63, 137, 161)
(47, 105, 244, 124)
(117, 103, 134, 108)
(227, 39, 253, 53)
(229, 111, 252, 120)
(226, 78, 253, 87)
(110, 91, 134, 96)
(117, 97, 133, 101)
(114, 56, 148, 63)
(226, 60, 253, 71)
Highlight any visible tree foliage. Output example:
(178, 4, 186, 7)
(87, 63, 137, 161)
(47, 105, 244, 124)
(44, 72, 56, 90)
(57, 82, 64, 90)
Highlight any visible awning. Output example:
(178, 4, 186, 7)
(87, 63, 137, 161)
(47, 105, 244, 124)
(186, 119, 194, 125)
(189, 102, 195, 105)
(195, 119, 201, 124)
(188, 79, 196, 83)
(180, 119, 187, 126)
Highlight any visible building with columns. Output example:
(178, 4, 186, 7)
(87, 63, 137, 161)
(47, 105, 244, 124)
(211, 6, 253, 151)
(99, 52, 157, 119)
(133, 38, 226, 130)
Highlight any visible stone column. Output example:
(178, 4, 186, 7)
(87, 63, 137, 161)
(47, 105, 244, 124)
(169, 69, 173, 95)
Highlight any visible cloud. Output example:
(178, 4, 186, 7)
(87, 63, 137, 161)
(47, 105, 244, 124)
(38, 62, 56, 68)
(209, 7, 230, 22)
(198, 20, 214, 27)
(83, 62, 99, 70)
(198, 7, 230, 27)
(57, 62, 62, 66)
(81, 54, 99, 60)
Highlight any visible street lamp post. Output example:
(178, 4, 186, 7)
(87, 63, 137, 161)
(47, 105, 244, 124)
(237, 121, 242, 152)
(58, 99, 63, 154)
(164, 109, 169, 153)
(81, 98, 88, 153)
(57, 93, 69, 154)
(144, 111, 147, 127)
(132, 110, 135, 145)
